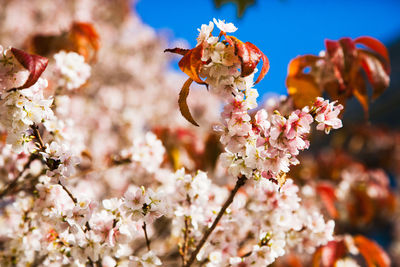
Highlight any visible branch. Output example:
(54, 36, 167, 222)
(184, 175, 247, 267)
(0, 155, 36, 199)
(181, 216, 191, 265)
(142, 222, 151, 251)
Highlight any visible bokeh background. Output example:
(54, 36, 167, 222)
(136, 0, 400, 126)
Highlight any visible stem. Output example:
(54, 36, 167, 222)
(184, 176, 247, 267)
(182, 216, 191, 265)
(142, 222, 151, 251)
(31, 124, 45, 150)
(58, 180, 77, 204)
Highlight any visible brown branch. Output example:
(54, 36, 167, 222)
(31, 124, 45, 150)
(184, 175, 247, 267)
(182, 216, 191, 265)
(142, 222, 151, 251)
(58, 180, 77, 204)
(0, 155, 36, 199)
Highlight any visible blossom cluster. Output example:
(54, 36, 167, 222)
(194, 19, 343, 182)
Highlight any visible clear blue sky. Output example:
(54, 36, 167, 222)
(135, 0, 400, 96)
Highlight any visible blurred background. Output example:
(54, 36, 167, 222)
(136, 0, 400, 126)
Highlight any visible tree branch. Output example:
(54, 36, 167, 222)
(142, 222, 151, 251)
(184, 175, 247, 267)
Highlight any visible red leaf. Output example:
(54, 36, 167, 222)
(11, 48, 48, 89)
(354, 235, 391, 267)
(355, 36, 390, 68)
(316, 182, 338, 219)
(178, 78, 199, 126)
(358, 50, 390, 100)
(225, 35, 269, 83)
(312, 240, 347, 267)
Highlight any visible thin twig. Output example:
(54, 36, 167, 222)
(142, 222, 151, 251)
(182, 216, 191, 265)
(0, 155, 36, 199)
(0, 124, 45, 200)
(184, 175, 247, 267)
(58, 180, 78, 204)
(31, 124, 45, 150)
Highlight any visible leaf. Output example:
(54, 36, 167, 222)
(358, 50, 390, 100)
(355, 36, 390, 68)
(225, 35, 269, 83)
(352, 70, 369, 116)
(354, 235, 391, 267)
(214, 0, 255, 17)
(179, 78, 199, 126)
(28, 21, 99, 62)
(70, 22, 100, 61)
(312, 240, 347, 267)
(286, 55, 321, 108)
(177, 43, 206, 85)
(11, 48, 48, 89)
(164, 48, 190, 56)
(316, 182, 338, 219)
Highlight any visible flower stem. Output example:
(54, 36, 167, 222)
(142, 222, 151, 251)
(184, 175, 247, 267)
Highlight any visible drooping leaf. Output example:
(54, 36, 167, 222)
(354, 235, 391, 267)
(179, 78, 199, 126)
(11, 48, 48, 89)
(225, 35, 269, 83)
(358, 50, 390, 100)
(355, 36, 390, 67)
(352, 70, 369, 115)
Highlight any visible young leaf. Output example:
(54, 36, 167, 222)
(179, 78, 199, 126)
(225, 35, 269, 83)
(177, 43, 206, 85)
(10, 48, 48, 89)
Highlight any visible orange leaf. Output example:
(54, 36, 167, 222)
(352, 71, 369, 116)
(177, 43, 206, 85)
(70, 22, 100, 61)
(354, 235, 391, 267)
(11, 48, 48, 89)
(225, 35, 269, 83)
(286, 55, 321, 108)
(178, 78, 199, 126)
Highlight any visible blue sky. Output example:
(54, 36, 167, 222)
(135, 0, 400, 96)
